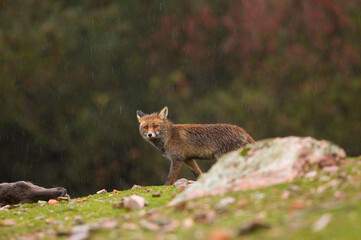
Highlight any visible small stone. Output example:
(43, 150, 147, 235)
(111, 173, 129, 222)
(122, 222, 137, 230)
(181, 218, 194, 230)
(289, 184, 300, 193)
(208, 229, 232, 240)
(123, 195, 146, 210)
(281, 191, 290, 199)
(174, 178, 188, 188)
(48, 199, 58, 205)
(112, 201, 124, 209)
(334, 190, 346, 200)
(289, 199, 305, 211)
(1, 219, 16, 227)
(38, 200, 47, 206)
(139, 219, 160, 231)
(131, 185, 142, 190)
(173, 178, 195, 191)
(319, 176, 331, 182)
(322, 166, 340, 174)
(69, 224, 90, 240)
(152, 191, 162, 197)
(113, 189, 120, 194)
(193, 210, 216, 224)
(161, 219, 179, 232)
(238, 220, 270, 236)
(312, 213, 332, 232)
(76, 199, 88, 203)
(304, 170, 317, 178)
(35, 215, 44, 220)
(215, 197, 235, 212)
(237, 199, 249, 208)
(58, 196, 70, 201)
(96, 189, 107, 194)
(74, 216, 84, 224)
(45, 218, 56, 224)
(98, 218, 118, 229)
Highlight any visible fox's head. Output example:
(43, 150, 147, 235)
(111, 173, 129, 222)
(136, 106, 169, 140)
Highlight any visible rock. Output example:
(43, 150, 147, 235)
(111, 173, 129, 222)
(238, 220, 270, 236)
(112, 201, 124, 209)
(38, 200, 47, 206)
(45, 218, 56, 224)
(214, 197, 235, 212)
(123, 195, 146, 210)
(152, 191, 162, 197)
(193, 210, 216, 224)
(236, 199, 249, 208)
(208, 229, 232, 240)
(57, 196, 70, 201)
(169, 137, 346, 205)
(281, 191, 290, 199)
(334, 190, 346, 200)
(69, 225, 90, 240)
(76, 199, 88, 203)
(74, 216, 84, 224)
(48, 199, 58, 205)
(96, 189, 107, 194)
(1, 219, 16, 227)
(97, 218, 118, 229)
(139, 219, 160, 231)
(131, 185, 142, 190)
(322, 166, 340, 174)
(289, 199, 306, 212)
(181, 218, 194, 230)
(139, 214, 179, 232)
(173, 178, 196, 191)
(35, 215, 44, 220)
(312, 213, 332, 232)
(316, 179, 341, 194)
(304, 170, 317, 178)
(122, 222, 137, 230)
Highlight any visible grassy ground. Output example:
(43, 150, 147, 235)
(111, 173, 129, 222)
(1, 157, 361, 240)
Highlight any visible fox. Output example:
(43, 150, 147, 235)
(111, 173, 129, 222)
(136, 106, 255, 185)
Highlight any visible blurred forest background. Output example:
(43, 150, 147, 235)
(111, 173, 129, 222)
(0, 0, 360, 196)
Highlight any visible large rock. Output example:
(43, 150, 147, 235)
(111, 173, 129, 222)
(169, 136, 346, 206)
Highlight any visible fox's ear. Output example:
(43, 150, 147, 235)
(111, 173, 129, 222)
(158, 106, 168, 120)
(136, 110, 145, 122)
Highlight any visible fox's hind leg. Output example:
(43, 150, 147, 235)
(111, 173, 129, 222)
(184, 159, 202, 178)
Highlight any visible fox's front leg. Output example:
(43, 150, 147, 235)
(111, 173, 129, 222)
(165, 158, 183, 185)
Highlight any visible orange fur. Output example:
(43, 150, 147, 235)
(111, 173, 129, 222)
(137, 106, 255, 185)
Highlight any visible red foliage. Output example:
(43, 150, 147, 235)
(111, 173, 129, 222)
(148, 0, 359, 76)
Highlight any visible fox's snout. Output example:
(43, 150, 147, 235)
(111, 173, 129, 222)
(145, 131, 158, 138)
(148, 133, 154, 138)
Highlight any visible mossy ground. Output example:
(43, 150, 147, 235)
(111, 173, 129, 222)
(1, 158, 361, 240)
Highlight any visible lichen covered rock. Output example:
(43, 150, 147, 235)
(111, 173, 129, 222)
(169, 137, 346, 205)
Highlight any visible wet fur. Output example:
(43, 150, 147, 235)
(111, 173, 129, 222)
(0, 181, 68, 207)
(137, 107, 255, 185)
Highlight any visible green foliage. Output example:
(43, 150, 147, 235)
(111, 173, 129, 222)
(0, 0, 360, 195)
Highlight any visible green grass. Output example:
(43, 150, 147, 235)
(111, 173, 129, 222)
(1, 158, 361, 239)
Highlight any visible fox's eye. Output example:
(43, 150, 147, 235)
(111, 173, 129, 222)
(143, 126, 148, 130)
(153, 125, 159, 128)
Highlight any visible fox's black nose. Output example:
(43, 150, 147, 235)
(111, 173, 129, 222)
(148, 133, 152, 137)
